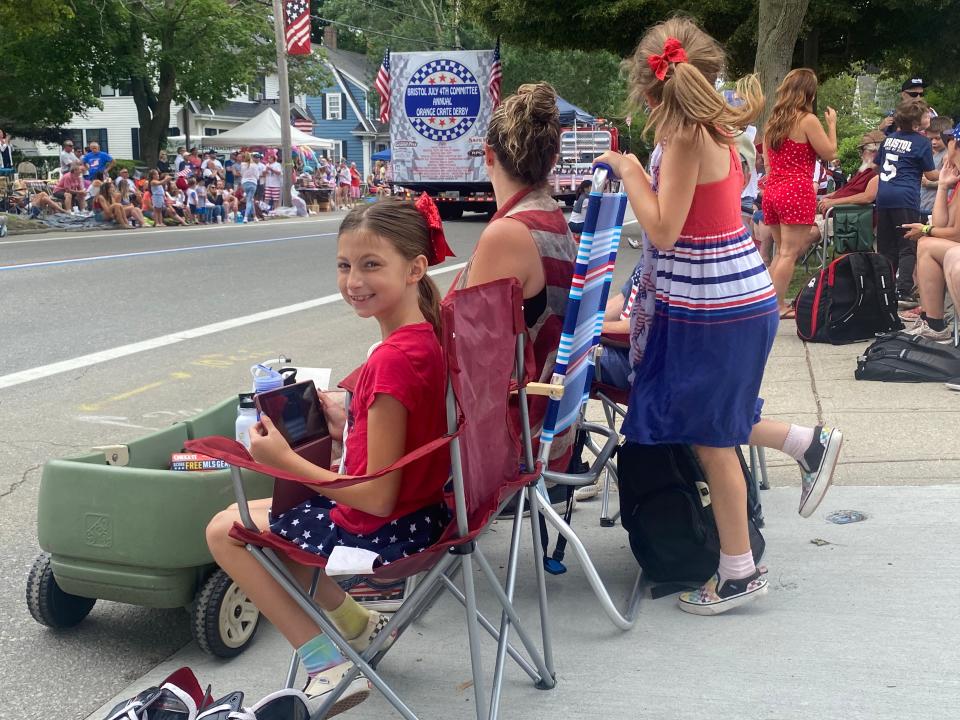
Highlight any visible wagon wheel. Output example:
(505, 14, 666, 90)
(191, 568, 260, 658)
(26, 552, 96, 628)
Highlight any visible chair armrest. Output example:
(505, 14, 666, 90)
(541, 422, 619, 487)
(519, 382, 565, 399)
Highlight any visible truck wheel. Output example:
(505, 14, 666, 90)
(437, 205, 463, 221)
(26, 552, 96, 628)
(192, 568, 260, 658)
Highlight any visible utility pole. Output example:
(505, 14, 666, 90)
(272, 0, 293, 206)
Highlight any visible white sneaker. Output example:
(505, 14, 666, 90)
(904, 319, 954, 343)
(302, 661, 370, 717)
(573, 478, 601, 501)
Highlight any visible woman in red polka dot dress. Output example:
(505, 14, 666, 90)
(762, 68, 837, 317)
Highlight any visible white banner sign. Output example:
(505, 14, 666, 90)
(389, 50, 495, 184)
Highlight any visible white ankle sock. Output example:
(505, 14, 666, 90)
(718, 550, 756, 581)
(781, 424, 814, 462)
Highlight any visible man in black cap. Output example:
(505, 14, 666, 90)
(881, 78, 936, 132)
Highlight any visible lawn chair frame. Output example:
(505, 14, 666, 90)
(525, 164, 643, 631)
(188, 278, 556, 720)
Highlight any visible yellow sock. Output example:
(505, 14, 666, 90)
(327, 593, 371, 640)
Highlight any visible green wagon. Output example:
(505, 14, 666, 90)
(26, 396, 273, 657)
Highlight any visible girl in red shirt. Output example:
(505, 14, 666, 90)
(207, 196, 454, 716)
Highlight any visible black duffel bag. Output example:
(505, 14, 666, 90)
(618, 443, 765, 584)
(856, 331, 960, 382)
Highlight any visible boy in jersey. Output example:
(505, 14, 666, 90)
(875, 99, 939, 305)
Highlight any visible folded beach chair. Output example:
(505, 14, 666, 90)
(187, 278, 555, 720)
(525, 164, 642, 631)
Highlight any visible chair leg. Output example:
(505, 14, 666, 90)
(536, 500, 641, 630)
(460, 552, 489, 719)
(757, 446, 770, 490)
(527, 486, 556, 684)
(599, 459, 619, 527)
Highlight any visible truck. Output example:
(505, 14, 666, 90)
(387, 50, 617, 220)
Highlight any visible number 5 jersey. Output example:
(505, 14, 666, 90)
(876, 130, 935, 211)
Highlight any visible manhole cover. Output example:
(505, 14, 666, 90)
(826, 510, 868, 524)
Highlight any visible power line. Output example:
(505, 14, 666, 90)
(352, 0, 458, 30)
(312, 15, 441, 47)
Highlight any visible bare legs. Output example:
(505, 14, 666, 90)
(206, 498, 347, 648)
(916, 237, 960, 319)
(768, 224, 815, 313)
(692, 445, 750, 556)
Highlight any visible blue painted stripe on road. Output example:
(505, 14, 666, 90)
(0, 233, 337, 272)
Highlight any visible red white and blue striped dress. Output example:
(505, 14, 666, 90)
(622, 145, 779, 447)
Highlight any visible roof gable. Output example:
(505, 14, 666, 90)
(323, 46, 372, 90)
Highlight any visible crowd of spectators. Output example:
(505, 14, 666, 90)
(733, 75, 957, 342)
(5, 136, 391, 227)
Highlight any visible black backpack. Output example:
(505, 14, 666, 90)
(794, 252, 902, 344)
(618, 443, 765, 584)
(855, 331, 960, 382)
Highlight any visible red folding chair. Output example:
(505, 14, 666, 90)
(187, 278, 554, 720)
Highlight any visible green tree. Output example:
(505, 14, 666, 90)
(0, 1, 111, 138)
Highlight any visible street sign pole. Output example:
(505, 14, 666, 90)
(272, 0, 293, 206)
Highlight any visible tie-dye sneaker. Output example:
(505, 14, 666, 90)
(798, 426, 843, 518)
(678, 571, 768, 615)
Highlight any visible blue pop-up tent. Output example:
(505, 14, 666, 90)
(372, 148, 391, 162)
(556, 97, 596, 126)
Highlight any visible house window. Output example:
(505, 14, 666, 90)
(204, 128, 220, 136)
(85, 129, 109, 152)
(64, 129, 84, 148)
(168, 127, 181, 137)
(248, 76, 267, 101)
(118, 80, 134, 97)
(100, 85, 116, 97)
(325, 93, 342, 120)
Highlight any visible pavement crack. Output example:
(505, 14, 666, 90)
(802, 342, 825, 425)
(1, 463, 41, 499)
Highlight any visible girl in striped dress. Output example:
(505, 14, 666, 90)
(598, 18, 843, 615)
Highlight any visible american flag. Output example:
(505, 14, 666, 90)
(284, 0, 312, 55)
(375, 48, 391, 123)
(488, 37, 503, 109)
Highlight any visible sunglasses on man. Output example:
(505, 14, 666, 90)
(904, 90, 924, 98)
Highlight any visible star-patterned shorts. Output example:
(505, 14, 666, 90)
(268, 495, 450, 567)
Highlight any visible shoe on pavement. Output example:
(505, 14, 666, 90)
(573, 477, 601, 501)
(798, 426, 843, 518)
(302, 661, 370, 717)
(898, 306, 922, 324)
(946, 377, 960, 391)
(347, 611, 396, 654)
(678, 571, 768, 615)
(903, 319, 954, 343)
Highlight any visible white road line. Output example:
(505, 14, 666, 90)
(0, 233, 336, 271)
(0, 262, 468, 391)
(0, 216, 345, 246)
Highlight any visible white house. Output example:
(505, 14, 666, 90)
(14, 76, 313, 160)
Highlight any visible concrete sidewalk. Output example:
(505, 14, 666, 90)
(85, 323, 960, 719)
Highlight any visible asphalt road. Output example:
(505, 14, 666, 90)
(0, 212, 491, 720)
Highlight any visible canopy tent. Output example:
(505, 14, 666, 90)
(372, 148, 391, 162)
(556, 97, 596, 126)
(198, 108, 336, 152)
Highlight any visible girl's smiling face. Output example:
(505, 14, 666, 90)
(336, 230, 424, 330)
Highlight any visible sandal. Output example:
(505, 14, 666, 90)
(779, 307, 796, 320)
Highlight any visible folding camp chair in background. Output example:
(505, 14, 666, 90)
(524, 163, 642, 631)
(188, 278, 556, 720)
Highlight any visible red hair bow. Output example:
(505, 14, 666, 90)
(647, 37, 688, 81)
(415, 192, 455, 266)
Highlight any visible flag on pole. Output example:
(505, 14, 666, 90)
(375, 48, 391, 123)
(283, 0, 312, 55)
(488, 37, 503, 109)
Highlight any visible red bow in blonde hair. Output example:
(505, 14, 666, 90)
(415, 192, 455, 266)
(647, 37, 688, 81)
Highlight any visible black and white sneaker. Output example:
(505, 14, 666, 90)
(678, 571, 768, 615)
(798, 426, 843, 518)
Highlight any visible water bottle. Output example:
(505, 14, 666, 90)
(251, 363, 284, 395)
(235, 393, 258, 449)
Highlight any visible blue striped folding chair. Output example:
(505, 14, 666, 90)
(524, 163, 642, 632)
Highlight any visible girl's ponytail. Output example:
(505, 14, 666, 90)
(417, 275, 442, 338)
